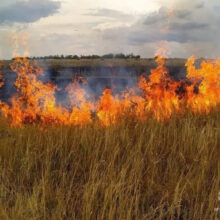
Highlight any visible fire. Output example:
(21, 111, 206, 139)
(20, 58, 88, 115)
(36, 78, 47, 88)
(186, 57, 220, 113)
(4, 56, 58, 126)
(0, 54, 219, 127)
(66, 78, 92, 126)
(97, 89, 130, 126)
(138, 56, 180, 121)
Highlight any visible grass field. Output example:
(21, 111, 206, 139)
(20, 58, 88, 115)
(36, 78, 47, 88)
(0, 109, 219, 219)
(2, 58, 186, 69)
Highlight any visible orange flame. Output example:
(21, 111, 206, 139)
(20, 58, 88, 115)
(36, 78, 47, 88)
(138, 56, 180, 121)
(186, 57, 220, 113)
(66, 78, 92, 126)
(0, 54, 219, 127)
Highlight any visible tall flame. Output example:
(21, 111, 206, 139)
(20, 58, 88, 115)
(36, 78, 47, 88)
(138, 56, 180, 121)
(66, 78, 92, 126)
(186, 57, 220, 113)
(0, 54, 219, 127)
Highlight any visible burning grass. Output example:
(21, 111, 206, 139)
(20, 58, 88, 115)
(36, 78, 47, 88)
(0, 110, 219, 219)
(0, 55, 219, 219)
(0, 55, 219, 127)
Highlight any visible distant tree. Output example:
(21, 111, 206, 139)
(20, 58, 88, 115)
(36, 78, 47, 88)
(65, 55, 73, 59)
(102, 54, 114, 59)
(72, 55, 79, 59)
(90, 55, 100, 59)
(115, 53, 126, 59)
(16, 53, 141, 60)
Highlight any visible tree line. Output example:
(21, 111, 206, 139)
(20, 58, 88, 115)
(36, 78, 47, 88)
(15, 53, 141, 60)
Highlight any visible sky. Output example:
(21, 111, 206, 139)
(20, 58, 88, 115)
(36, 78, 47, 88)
(0, 0, 219, 59)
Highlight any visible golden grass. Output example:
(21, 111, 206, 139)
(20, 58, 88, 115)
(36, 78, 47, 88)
(0, 110, 219, 219)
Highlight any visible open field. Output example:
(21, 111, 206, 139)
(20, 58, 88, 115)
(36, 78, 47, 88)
(1, 0, 219, 219)
(0, 56, 219, 219)
(2, 58, 187, 69)
(1, 58, 187, 81)
(0, 109, 220, 219)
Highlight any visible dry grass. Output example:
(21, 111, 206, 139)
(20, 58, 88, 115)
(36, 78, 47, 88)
(0, 110, 219, 219)
(2, 58, 186, 69)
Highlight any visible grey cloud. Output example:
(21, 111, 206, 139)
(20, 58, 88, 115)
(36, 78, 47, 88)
(1, 0, 220, 59)
(143, 2, 206, 27)
(101, 3, 218, 47)
(214, 5, 220, 16)
(170, 22, 208, 30)
(41, 33, 71, 42)
(129, 34, 162, 45)
(195, 2, 205, 9)
(144, 8, 194, 26)
(84, 8, 132, 19)
(0, 0, 61, 24)
(175, 10, 192, 19)
(143, 8, 193, 26)
(166, 33, 189, 43)
(143, 7, 168, 25)
(127, 30, 189, 45)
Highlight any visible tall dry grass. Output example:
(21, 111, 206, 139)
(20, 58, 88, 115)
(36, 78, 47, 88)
(0, 110, 219, 219)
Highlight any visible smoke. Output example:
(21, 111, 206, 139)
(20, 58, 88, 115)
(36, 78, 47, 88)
(50, 66, 139, 106)
(0, 60, 188, 108)
(158, 0, 204, 10)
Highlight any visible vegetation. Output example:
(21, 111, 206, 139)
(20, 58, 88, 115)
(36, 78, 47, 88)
(0, 109, 219, 219)
(2, 58, 186, 76)
(13, 53, 141, 60)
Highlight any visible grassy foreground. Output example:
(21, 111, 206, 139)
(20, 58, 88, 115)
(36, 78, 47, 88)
(0, 111, 220, 219)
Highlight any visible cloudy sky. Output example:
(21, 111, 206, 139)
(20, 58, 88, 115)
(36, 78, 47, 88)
(0, 0, 219, 59)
